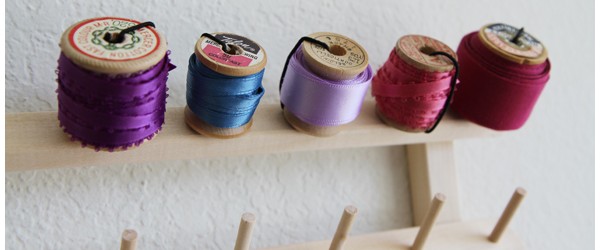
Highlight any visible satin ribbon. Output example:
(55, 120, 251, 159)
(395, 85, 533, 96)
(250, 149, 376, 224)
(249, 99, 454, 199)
(56, 52, 175, 151)
(451, 32, 551, 130)
(280, 48, 373, 126)
(372, 50, 456, 131)
(186, 54, 265, 128)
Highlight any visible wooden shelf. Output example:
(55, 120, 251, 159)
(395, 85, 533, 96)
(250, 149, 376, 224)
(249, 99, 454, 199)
(262, 219, 524, 250)
(6, 100, 496, 172)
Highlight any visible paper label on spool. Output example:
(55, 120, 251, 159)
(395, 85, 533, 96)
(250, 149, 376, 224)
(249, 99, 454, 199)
(200, 34, 265, 67)
(308, 34, 367, 68)
(68, 17, 161, 61)
(482, 23, 545, 59)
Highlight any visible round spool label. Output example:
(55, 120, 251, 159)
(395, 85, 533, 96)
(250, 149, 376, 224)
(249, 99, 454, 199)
(479, 23, 547, 64)
(195, 33, 267, 76)
(68, 17, 160, 61)
(302, 32, 369, 80)
(60, 17, 167, 74)
(395, 35, 457, 72)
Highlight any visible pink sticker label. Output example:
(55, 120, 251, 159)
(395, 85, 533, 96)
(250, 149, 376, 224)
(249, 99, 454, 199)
(203, 44, 253, 67)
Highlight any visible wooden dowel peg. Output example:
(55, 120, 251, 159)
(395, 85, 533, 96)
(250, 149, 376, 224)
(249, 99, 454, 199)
(120, 229, 137, 250)
(488, 187, 527, 243)
(234, 213, 257, 250)
(329, 205, 358, 250)
(412, 193, 445, 250)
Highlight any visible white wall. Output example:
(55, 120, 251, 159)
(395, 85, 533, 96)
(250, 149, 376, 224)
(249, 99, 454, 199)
(5, 0, 594, 249)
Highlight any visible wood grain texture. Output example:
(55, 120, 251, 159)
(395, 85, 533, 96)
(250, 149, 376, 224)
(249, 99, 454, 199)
(406, 142, 462, 225)
(234, 213, 256, 250)
(119, 229, 137, 250)
(329, 206, 358, 250)
(489, 187, 527, 242)
(411, 194, 445, 250)
(6, 100, 496, 172)
(261, 219, 524, 250)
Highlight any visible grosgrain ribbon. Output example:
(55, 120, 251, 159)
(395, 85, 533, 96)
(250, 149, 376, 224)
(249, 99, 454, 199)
(451, 32, 550, 130)
(186, 54, 265, 128)
(280, 48, 373, 126)
(57, 52, 175, 151)
(372, 50, 457, 131)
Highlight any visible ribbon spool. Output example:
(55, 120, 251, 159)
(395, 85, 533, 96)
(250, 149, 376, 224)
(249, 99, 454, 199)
(280, 32, 372, 137)
(450, 23, 550, 130)
(185, 33, 267, 138)
(372, 35, 458, 133)
(57, 17, 172, 151)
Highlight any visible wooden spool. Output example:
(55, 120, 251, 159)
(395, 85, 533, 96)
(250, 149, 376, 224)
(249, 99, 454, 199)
(185, 32, 267, 138)
(58, 17, 168, 151)
(283, 32, 369, 137)
(376, 35, 457, 133)
(478, 23, 548, 65)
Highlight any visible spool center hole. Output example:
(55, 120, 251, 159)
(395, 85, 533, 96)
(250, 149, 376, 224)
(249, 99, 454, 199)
(223, 44, 243, 55)
(419, 46, 436, 55)
(103, 32, 125, 43)
(329, 45, 347, 56)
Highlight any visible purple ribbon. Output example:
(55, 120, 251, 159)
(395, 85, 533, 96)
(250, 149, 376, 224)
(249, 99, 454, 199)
(280, 48, 373, 126)
(56, 52, 175, 151)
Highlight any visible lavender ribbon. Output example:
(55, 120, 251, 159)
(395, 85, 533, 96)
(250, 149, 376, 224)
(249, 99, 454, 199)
(56, 52, 175, 151)
(280, 48, 373, 126)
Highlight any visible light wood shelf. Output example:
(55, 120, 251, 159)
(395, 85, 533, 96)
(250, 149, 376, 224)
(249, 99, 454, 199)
(262, 219, 524, 250)
(7, 97, 525, 249)
(5, 100, 495, 172)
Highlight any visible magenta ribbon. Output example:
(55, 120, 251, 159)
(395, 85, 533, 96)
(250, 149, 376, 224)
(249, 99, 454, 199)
(280, 48, 373, 126)
(56, 52, 175, 151)
(371, 50, 458, 132)
(451, 32, 550, 130)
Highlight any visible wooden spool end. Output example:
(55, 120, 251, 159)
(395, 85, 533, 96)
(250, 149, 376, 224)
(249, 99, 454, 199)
(234, 212, 257, 250)
(478, 23, 548, 65)
(302, 32, 369, 80)
(375, 106, 427, 133)
(488, 187, 527, 243)
(194, 32, 267, 76)
(60, 17, 168, 75)
(330, 205, 359, 250)
(59, 17, 168, 151)
(187, 33, 267, 138)
(282, 108, 344, 137)
(184, 107, 253, 139)
(395, 35, 457, 73)
(120, 229, 138, 250)
(284, 32, 369, 137)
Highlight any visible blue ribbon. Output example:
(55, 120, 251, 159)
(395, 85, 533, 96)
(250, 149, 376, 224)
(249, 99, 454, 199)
(186, 54, 265, 128)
